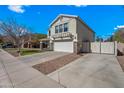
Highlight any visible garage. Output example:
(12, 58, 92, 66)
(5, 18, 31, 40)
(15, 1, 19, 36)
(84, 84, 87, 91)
(54, 41, 73, 53)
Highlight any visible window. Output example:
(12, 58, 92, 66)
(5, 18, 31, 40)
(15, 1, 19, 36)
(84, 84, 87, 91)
(55, 26, 59, 33)
(64, 23, 68, 32)
(59, 24, 63, 32)
(55, 23, 68, 33)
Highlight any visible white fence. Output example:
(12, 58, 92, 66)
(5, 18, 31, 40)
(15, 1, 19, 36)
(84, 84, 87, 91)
(91, 42, 100, 53)
(82, 41, 117, 55)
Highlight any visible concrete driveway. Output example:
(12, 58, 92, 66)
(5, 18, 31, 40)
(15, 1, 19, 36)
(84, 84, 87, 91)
(18, 51, 69, 66)
(48, 54, 124, 88)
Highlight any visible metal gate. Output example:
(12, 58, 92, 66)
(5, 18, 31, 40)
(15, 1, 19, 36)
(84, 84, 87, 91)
(82, 41, 117, 55)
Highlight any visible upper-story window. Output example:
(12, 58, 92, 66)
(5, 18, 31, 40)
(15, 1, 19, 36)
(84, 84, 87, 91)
(59, 24, 63, 33)
(64, 23, 68, 32)
(55, 26, 59, 33)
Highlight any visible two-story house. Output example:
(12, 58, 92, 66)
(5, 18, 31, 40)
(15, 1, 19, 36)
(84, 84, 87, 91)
(41, 14, 95, 53)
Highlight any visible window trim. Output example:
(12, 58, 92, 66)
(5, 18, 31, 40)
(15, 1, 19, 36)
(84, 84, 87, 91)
(55, 23, 69, 34)
(59, 24, 63, 33)
(55, 25, 59, 33)
(64, 23, 68, 32)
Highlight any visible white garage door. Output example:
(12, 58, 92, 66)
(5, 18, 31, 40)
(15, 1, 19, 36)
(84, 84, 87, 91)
(54, 41, 73, 53)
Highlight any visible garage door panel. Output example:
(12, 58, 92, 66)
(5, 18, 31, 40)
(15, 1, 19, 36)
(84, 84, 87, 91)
(54, 41, 73, 53)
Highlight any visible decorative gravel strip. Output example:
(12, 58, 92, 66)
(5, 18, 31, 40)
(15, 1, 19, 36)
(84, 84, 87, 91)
(33, 53, 82, 75)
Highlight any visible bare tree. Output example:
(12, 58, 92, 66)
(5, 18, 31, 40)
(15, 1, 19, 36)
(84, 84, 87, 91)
(0, 18, 31, 55)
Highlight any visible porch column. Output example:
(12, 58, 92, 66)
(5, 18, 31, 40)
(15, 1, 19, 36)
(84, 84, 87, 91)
(49, 40, 53, 51)
(73, 42, 78, 53)
(40, 42, 43, 50)
(49, 42, 53, 50)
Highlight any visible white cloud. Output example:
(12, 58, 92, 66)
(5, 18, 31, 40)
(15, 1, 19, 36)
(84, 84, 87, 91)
(114, 25, 124, 30)
(8, 5, 25, 13)
(74, 5, 87, 7)
(114, 27, 117, 30)
(117, 25, 124, 29)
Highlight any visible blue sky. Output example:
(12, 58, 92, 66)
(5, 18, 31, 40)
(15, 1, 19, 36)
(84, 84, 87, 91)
(0, 5, 124, 38)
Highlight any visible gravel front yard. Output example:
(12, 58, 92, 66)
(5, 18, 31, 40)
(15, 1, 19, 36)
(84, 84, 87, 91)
(33, 53, 82, 75)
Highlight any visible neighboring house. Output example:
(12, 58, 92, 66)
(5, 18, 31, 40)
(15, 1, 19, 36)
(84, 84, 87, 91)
(23, 33, 47, 48)
(23, 40, 40, 48)
(41, 14, 95, 53)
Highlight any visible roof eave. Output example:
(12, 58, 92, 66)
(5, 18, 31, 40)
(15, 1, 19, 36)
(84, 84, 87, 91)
(49, 14, 78, 27)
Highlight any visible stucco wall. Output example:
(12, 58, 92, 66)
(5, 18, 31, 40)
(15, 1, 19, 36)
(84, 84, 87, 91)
(49, 17, 77, 42)
(77, 19, 95, 42)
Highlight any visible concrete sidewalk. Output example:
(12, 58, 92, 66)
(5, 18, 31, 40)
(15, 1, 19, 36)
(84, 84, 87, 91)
(0, 49, 62, 88)
(48, 54, 124, 88)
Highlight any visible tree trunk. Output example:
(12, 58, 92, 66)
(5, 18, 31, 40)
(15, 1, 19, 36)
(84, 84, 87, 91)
(28, 42, 30, 48)
(17, 42, 21, 56)
(21, 39, 24, 48)
(18, 46, 21, 56)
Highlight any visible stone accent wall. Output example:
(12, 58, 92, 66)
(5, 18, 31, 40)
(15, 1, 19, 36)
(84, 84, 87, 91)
(73, 42, 77, 53)
(40, 42, 43, 50)
(73, 42, 81, 54)
(50, 42, 53, 51)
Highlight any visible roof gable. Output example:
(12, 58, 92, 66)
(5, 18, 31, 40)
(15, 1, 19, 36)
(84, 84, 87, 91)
(49, 14, 78, 27)
(49, 14, 95, 33)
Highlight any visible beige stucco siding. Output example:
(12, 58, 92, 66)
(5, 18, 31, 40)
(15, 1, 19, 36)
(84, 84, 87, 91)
(68, 18, 77, 41)
(49, 17, 77, 41)
(77, 19, 95, 42)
